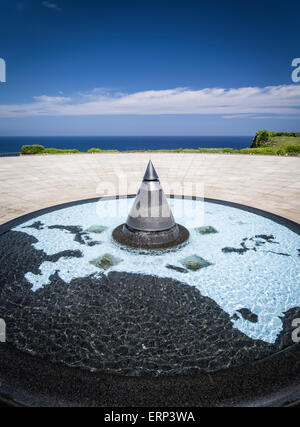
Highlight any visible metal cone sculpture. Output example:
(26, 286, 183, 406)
(126, 161, 176, 232)
(112, 161, 189, 250)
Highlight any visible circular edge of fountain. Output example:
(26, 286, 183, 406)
(0, 195, 299, 237)
(0, 195, 299, 407)
(0, 337, 299, 407)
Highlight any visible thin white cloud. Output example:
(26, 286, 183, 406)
(42, 1, 61, 11)
(0, 85, 300, 118)
(223, 116, 300, 120)
(33, 95, 71, 103)
(76, 87, 124, 100)
(222, 114, 300, 120)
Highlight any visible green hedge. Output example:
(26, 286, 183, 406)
(197, 147, 239, 153)
(43, 148, 80, 154)
(241, 145, 300, 155)
(123, 147, 239, 154)
(88, 148, 119, 153)
(240, 147, 278, 155)
(20, 144, 45, 155)
(20, 145, 81, 155)
(19, 143, 300, 156)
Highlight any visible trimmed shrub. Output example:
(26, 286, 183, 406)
(197, 148, 222, 153)
(240, 147, 277, 155)
(88, 148, 102, 153)
(20, 145, 45, 155)
(276, 147, 287, 156)
(43, 148, 80, 154)
(197, 147, 238, 154)
(88, 148, 119, 153)
(222, 148, 239, 153)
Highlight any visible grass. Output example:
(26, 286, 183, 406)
(249, 132, 300, 155)
(251, 131, 300, 150)
(266, 136, 300, 147)
(20, 145, 81, 155)
(88, 148, 119, 153)
(43, 148, 81, 154)
(19, 142, 300, 157)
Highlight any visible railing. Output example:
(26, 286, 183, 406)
(0, 152, 20, 157)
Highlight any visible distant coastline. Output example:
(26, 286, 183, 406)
(1, 133, 299, 157)
(0, 136, 252, 156)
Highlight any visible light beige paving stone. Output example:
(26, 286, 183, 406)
(0, 153, 299, 224)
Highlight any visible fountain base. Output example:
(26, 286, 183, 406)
(112, 223, 190, 250)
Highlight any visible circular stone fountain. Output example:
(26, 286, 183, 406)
(0, 162, 299, 407)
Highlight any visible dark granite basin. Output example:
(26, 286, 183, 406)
(0, 196, 299, 407)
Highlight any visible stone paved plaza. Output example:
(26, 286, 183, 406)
(0, 153, 299, 224)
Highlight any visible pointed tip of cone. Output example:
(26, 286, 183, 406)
(143, 160, 159, 181)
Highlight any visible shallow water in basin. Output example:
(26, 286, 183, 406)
(11, 197, 300, 344)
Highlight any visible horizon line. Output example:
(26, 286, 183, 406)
(0, 135, 254, 138)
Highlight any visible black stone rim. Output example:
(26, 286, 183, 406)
(0, 195, 299, 236)
(0, 195, 299, 407)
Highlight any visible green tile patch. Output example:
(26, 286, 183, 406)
(195, 226, 218, 235)
(180, 255, 212, 271)
(85, 225, 108, 234)
(90, 253, 123, 270)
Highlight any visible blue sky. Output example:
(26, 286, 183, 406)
(0, 0, 299, 136)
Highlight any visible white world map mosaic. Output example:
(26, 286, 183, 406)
(13, 198, 300, 344)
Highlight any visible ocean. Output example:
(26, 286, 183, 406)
(0, 136, 252, 156)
